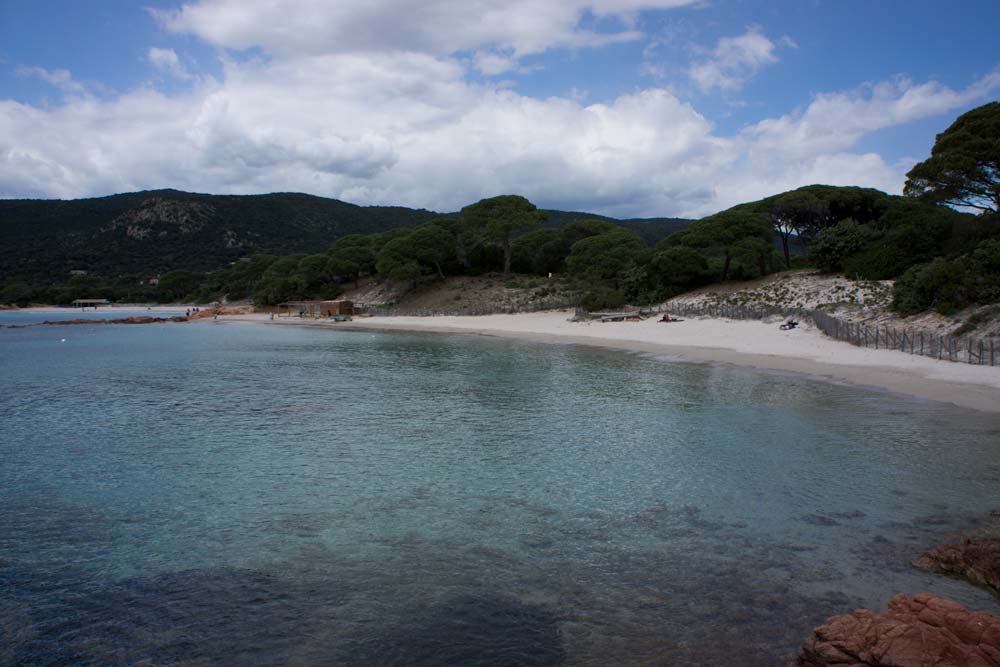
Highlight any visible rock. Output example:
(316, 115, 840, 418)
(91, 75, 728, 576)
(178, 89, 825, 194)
(797, 593, 1000, 667)
(914, 537, 1000, 594)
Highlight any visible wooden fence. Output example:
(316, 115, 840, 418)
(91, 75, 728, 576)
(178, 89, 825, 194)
(666, 302, 998, 366)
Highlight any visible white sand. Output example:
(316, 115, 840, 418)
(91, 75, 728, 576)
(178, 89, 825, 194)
(227, 311, 1000, 413)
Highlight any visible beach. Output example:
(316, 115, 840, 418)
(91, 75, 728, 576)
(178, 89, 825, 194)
(225, 310, 1000, 414)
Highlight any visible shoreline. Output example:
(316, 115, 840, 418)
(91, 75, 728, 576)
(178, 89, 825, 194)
(224, 310, 1000, 415)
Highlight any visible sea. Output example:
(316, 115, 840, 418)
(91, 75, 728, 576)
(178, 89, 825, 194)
(2, 309, 999, 666)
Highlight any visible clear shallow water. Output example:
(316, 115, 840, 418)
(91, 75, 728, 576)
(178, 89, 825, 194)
(2, 320, 999, 666)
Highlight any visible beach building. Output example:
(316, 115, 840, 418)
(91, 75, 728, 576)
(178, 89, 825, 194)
(71, 298, 111, 309)
(275, 300, 354, 318)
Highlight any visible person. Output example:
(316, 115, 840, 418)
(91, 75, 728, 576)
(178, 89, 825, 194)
(660, 313, 671, 322)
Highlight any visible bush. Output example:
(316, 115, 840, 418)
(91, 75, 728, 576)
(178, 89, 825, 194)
(580, 287, 625, 311)
(809, 219, 874, 272)
(0, 282, 33, 306)
(892, 257, 972, 315)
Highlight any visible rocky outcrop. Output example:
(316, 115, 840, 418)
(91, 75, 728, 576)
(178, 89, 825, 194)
(102, 198, 215, 240)
(0, 316, 190, 329)
(797, 593, 1000, 666)
(914, 537, 1000, 594)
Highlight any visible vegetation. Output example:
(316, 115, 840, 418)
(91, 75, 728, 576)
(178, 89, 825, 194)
(3, 104, 999, 318)
(0, 189, 689, 305)
(904, 101, 1000, 214)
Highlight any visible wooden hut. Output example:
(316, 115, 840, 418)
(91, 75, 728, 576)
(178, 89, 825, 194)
(71, 299, 111, 309)
(276, 300, 354, 318)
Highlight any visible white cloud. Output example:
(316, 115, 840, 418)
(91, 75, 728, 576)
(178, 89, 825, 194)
(154, 0, 697, 61)
(3, 3, 999, 218)
(744, 72, 1000, 158)
(688, 25, 782, 93)
(148, 47, 193, 80)
(15, 66, 88, 96)
(3, 56, 998, 216)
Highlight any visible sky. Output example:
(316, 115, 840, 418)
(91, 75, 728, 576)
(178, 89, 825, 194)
(1, 1, 998, 218)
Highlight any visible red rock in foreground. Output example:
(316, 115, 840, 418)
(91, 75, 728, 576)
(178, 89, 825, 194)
(797, 593, 1000, 667)
(914, 537, 1000, 594)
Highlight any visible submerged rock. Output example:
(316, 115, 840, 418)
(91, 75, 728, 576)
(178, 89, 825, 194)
(914, 537, 1000, 594)
(797, 593, 1000, 667)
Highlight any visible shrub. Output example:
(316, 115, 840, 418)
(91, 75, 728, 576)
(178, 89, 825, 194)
(580, 287, 625, 311)
(809, 219, 875, 272)
(892, 257, 972, 315)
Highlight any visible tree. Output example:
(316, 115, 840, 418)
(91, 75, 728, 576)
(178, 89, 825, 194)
(297, 254, 334, 294)
(565, 229, 646, 287)
(648, 246, 710, 293)
(511, 228, 567, 274)
(904, 102, 1000, 213)
(460, 195, 546, 276)
(0, 281, 33, 306)
(766, 193, 834, 267)
(328, 235, 375, 286)
(405, 224, 455, 278)
(808, 219, 875, 273)
(680, 210, 773, 281)
(157, 270, 204, 302)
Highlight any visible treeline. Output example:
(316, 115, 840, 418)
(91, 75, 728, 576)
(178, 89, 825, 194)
(3, 186, 995, 315)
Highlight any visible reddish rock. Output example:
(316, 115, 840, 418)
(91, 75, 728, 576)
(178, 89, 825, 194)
(797, 594, 1000, 667)
(914, 537, 1000, 594)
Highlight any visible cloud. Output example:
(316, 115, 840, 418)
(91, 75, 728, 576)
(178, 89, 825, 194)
(688, 25, 783, 93)
(3, 55, 997, 216)
(3, 3, 999, 218)
(148, 47, 194, 80)
(15, 66, 88, 96)
(153, 0, 698, 62)
(744, 71, 1000, 158)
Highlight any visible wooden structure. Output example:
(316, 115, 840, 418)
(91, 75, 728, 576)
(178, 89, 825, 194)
(71, 299, 111, 309)
(596, 311, 643, 322)
(276, 300, 354, 318)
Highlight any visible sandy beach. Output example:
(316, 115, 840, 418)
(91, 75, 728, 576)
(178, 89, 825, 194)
(223, 311, 1000, 414)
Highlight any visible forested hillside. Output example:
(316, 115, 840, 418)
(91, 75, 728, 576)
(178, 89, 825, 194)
(0, 189, 441, 283)
(0, 189, 689, 295)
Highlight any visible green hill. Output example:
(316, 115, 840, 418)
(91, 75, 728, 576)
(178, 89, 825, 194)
(0, 189, 441, 284)
(0, 189, 691, 285)
(540, 209, 690, 246)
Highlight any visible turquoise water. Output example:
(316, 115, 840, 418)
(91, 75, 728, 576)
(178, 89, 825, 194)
(2, 317, 999, 665)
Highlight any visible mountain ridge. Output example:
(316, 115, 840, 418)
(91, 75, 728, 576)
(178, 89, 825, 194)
(0, 189, 690, 284)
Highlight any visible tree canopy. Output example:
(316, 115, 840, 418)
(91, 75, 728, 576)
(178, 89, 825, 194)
(904, 102, 1000, 214)
(460, 195, 546, 276)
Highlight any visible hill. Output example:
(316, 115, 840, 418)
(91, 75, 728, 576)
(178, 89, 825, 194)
(0, 190, 691, 285)
(0, 189, 441, 284)
(540, 209, 691, 246)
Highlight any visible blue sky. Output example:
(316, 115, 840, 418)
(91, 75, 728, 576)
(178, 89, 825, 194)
(1, 0, 998, 217)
